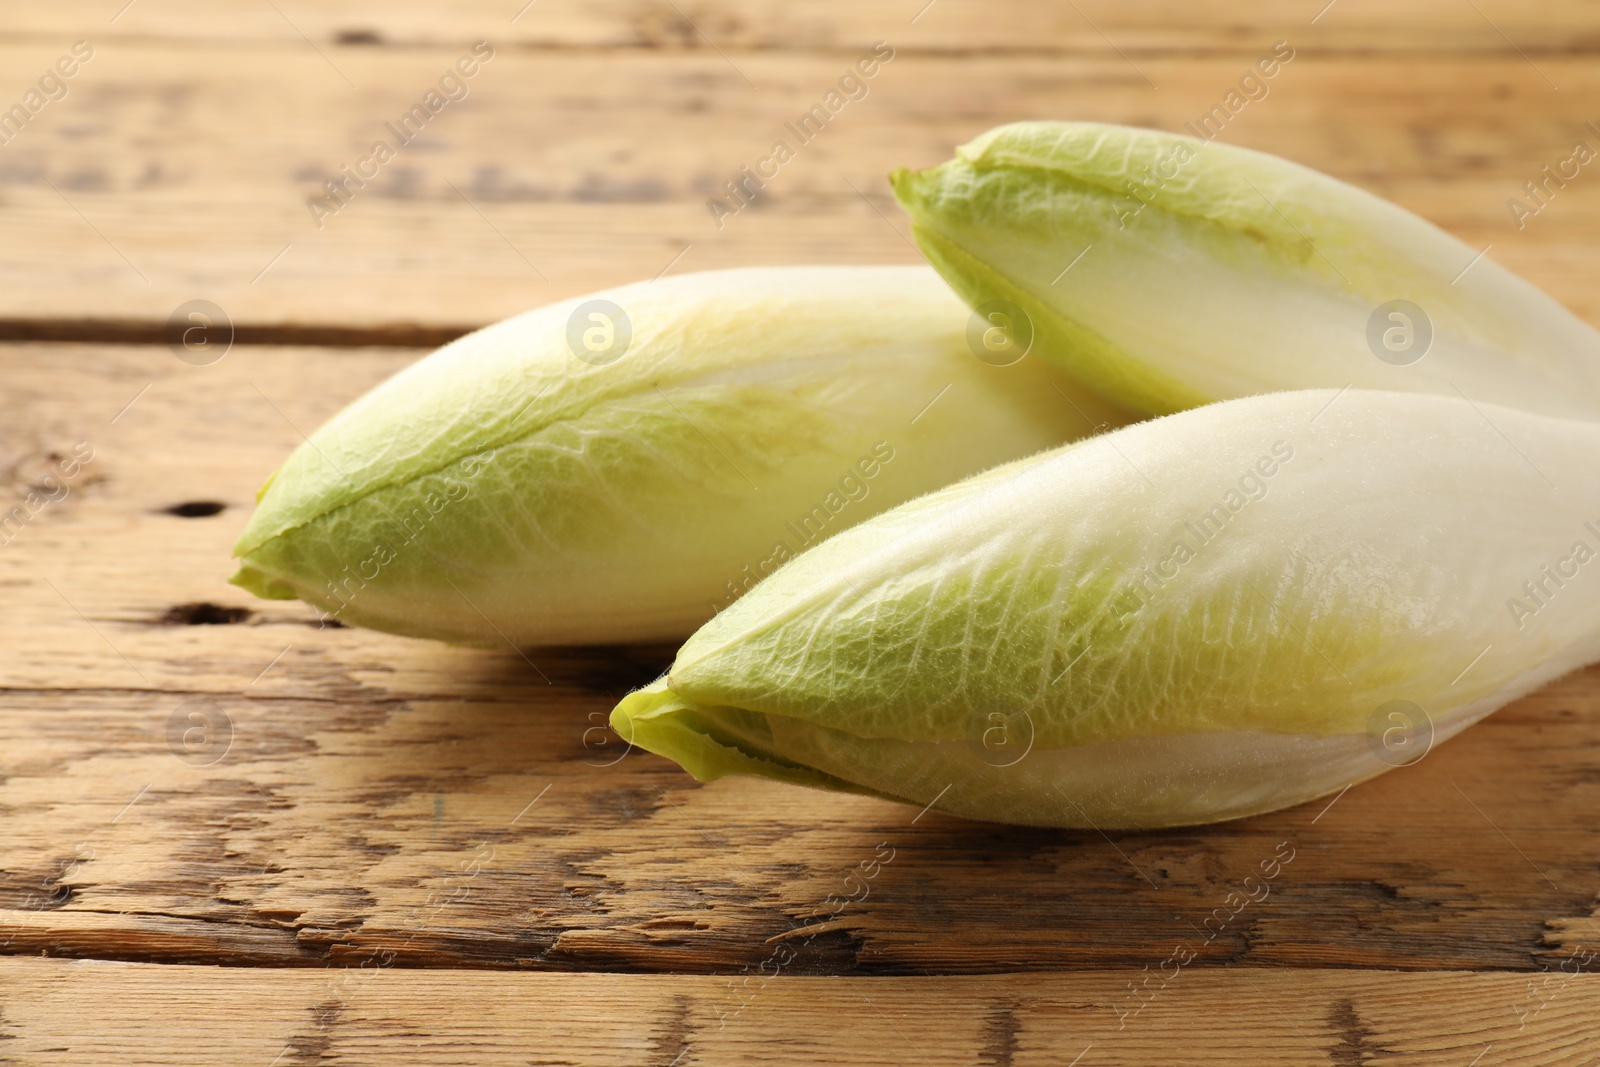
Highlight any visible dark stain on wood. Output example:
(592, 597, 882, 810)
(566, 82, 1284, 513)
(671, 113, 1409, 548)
(0, 881, 70, 913)
(650, 993, 693, 1067)
(162, 502, 227, 518)
(979, 999, 1020, 1067)
(283, 998, 344, 1064)
(158, 603, 252, 626)
(520, 643, 676, 697)
(1326, 997, 1380, 1066)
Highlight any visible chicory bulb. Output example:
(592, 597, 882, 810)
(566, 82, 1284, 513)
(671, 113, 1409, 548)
(891, 121, 1600, 420)
(232, 266, 1126, 645)
(613, 389, 1600, 827)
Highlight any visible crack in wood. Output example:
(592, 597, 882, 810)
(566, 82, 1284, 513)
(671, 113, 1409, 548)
(0, 318, 469, 350)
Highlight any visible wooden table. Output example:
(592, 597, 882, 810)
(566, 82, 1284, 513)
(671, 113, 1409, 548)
(3, 2, 1598, 1062)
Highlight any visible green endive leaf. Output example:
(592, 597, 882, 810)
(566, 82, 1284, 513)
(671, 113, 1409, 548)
(232, 266, 1127, 645)
(891, 121, 1600, 419)
(613, 388, 1600, 827)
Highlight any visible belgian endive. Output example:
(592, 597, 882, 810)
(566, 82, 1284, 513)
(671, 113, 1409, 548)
(612, 389, 1600, 828)
(891, 121, 1600, 420)
(231, 266, 1125, 645)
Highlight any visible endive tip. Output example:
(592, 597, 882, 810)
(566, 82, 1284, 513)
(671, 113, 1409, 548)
(887, 166, 921, 205)
(606, 702, 635, 746)
(227, 565, 297, 601)
(609, 678, 669, 739)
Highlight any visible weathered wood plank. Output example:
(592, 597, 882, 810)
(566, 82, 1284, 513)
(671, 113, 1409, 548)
(0, 44, 1597, 331)
(12, 0, 1600, 53)
(0, 341, 1597, 974)
(0, 959, 1595, 1065)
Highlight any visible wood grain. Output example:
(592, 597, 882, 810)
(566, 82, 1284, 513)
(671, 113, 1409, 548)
(1, 958, 1596, 1066)
(14, 0, 1600, 52)
(5, 2, 1600, 1058)
(0, 341, 1597, 978)
(0, 39, 1598, 332)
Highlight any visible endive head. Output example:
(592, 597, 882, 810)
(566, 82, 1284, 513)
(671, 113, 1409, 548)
(614, 388, 1600, 828)
(891, 121, 1600, 420)
(231, 266, 1126, 645)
